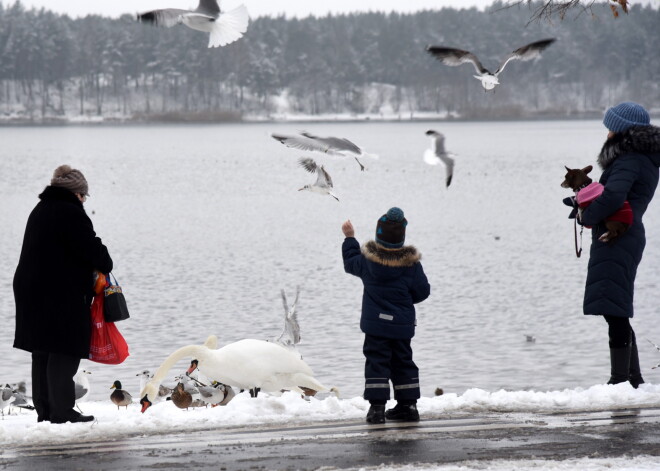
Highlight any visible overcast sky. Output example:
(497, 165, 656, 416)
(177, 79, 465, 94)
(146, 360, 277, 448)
(7, 0, 657, 19)
(9, 0, 488, 19)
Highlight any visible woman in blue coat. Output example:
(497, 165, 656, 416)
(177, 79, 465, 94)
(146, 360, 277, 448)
(580, 102, 660, 388)
(342, 207, 430, 424)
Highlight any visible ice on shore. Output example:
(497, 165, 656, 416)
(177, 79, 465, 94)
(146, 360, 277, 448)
(1, 383, 659, 447)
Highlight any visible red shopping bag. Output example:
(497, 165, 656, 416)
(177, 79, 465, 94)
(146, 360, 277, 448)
(89, 292, 130, 364)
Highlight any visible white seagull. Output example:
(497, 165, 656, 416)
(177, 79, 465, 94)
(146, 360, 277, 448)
(137, 0, 249, 48)
(298, 157, 339, 202)
(648, 339, 660, 369)
(424, 130, 455, 188)
(277, 287, 301, 348)
(426, 38, 556, 91)
(1, 384, 15, 418)
(271, 132, 369, 171)
(74, 369, 92, 403)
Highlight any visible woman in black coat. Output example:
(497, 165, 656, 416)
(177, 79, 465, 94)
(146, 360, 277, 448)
(580, 102, 660, 388)
(13, 165, 113, 423)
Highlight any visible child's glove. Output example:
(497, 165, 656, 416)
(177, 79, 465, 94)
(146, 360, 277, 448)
(563, 196, 578, 219)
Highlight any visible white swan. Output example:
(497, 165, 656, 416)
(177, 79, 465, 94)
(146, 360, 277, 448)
(140, 335, 335, 412)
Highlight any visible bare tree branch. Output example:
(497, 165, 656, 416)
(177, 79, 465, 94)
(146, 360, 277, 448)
(495, 1, 631, 23)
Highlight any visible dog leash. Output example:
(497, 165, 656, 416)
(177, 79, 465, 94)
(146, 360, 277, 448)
(574, 218, 583, 258)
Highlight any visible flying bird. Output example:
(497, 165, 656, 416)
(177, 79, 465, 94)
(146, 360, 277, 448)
(271, 132, 369, 171)
(298, 157, 339, 202)
(277, 287, 301, 347)
(424, 130, 455, 188)
(426, 38, 556, 91)
(137, 0, 249, 48)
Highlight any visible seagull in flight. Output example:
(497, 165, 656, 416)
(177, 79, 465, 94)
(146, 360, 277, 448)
(426, 38, 556, 91)
(137, 0, 249, 48)
(277, 286, 301, 348)
(298, 157, 339, 202)
(424, 130, 455, 188)
(271, 132, 369, 171)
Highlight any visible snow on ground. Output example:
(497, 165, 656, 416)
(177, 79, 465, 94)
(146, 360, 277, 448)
(2, 383, 660, 447)
(357, 456, 660, 471)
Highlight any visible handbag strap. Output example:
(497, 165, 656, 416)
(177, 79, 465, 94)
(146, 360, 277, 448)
(107, 272, 119, 286)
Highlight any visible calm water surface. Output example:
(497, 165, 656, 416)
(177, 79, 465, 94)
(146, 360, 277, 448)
(1, 120, 659, 401)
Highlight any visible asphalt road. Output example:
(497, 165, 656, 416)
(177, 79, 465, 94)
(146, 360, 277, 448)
(3, 407, 660, 470)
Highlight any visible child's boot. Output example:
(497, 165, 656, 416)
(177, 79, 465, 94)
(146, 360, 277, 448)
(385, 401, 419, 422)
(366, 403, 385, 424)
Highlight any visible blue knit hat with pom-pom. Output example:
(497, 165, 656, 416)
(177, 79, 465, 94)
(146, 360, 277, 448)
(375, 207, 408, 249)
(603, 102, 650, 133)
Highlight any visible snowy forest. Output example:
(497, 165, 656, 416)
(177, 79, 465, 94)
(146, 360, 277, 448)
(0, 0, 658, 122)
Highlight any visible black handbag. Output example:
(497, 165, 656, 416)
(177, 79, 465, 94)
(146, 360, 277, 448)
(104, 273, 130, 322)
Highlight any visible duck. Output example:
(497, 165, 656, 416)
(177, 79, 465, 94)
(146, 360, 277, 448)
(140, 335, 336, 412)
(110, 380, 133, 409)
(170, 382, 193, 410)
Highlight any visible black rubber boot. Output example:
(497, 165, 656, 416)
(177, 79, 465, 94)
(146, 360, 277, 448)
(385, 403, 420, 422)
(608, 345, 631, 385)
(629, 334, 645, 389)
(366, 404, 385, 424)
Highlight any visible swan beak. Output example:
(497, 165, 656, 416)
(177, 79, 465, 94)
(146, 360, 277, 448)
(140, 395, 153, 413)
(185, 365, 196, 375)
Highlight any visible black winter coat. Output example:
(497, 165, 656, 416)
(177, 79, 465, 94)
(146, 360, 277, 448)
(13, 186, 113, 358)
(343, 238, 430, 339)
(581, 126, 660, 318)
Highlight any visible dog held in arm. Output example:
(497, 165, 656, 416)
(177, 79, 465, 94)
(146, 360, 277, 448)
(561, 165, 632, 243)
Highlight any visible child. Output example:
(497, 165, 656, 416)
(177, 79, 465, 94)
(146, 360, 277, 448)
(341, 207, 431, 424)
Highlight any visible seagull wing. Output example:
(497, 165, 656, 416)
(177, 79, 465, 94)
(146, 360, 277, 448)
(208, 4, 249, 48)
(317, 165, 334, 189)
(196, 0, 220, 15)
(439, 154, 455, 188)
(298, 157, 318, 174)
(137, 9, 190, 27)
(272, 134, 332, 154)
(426, 46, 488, 75)
(495, 38, 556, 76)
(300, 132, 362, 155)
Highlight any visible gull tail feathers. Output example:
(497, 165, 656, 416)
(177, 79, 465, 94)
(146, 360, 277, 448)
(208, 5, 249, 48)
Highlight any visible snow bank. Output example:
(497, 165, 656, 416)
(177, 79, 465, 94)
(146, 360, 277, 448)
(2, 383, 659, 447)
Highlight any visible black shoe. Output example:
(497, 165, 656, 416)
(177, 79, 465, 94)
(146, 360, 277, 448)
(50, 410, 95, 424)
(366, 405, 385, 424)
(385, 403, 420, 422)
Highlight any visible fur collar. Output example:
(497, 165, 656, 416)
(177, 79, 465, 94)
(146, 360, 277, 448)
(39, 185, 82, 207)
(362, 240, 421, 267)
(598, 125, 660, 169)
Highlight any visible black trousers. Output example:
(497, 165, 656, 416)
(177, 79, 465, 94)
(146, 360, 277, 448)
(363, 335, 420, 404)
(604, 315, 633, 348)
(31, 351, 81, 420)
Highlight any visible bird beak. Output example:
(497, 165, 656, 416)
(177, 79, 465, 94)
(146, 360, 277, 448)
(110, 385, 116, 389)
(140, 395, 152, 413)
(298, 187, 304, 191)
(185, 365, 196, 375)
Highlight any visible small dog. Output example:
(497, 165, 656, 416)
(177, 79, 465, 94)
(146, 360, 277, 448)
(561, 165, 632, 243)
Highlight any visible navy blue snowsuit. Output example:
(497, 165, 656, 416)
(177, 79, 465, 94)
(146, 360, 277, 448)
(581, 126, 660, 319)
(342, 238, 430, 403)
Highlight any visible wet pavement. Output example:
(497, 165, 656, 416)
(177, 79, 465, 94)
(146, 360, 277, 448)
(2, 407, 660, 470)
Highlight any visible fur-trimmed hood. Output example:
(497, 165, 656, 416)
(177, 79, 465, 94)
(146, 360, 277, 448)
(598, 125, 660, 169)
(362, 240, 421, 268)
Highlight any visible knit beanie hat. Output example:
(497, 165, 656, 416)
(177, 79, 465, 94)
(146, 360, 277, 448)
(375, 207, 407, 249)
(50, 164, 89, 196)
(603, 102, 650, 133)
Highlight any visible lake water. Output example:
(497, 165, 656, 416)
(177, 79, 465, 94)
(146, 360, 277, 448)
(1, 120, 659, 402)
